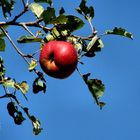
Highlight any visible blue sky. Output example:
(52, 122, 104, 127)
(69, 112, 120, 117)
(0, 0, 140, 140)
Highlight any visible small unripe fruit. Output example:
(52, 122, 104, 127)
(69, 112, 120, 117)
(39, 40, 78, 79)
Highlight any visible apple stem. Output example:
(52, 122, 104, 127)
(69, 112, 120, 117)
(49, 53, 55, 63)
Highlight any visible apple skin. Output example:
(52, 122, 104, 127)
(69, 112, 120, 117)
(39, 40, 78, 79)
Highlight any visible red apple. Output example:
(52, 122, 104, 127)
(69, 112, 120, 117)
(39, 40, 78, 79)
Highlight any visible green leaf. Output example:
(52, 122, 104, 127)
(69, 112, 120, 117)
(29, 59, 37, 71)
(66, 36, 77, 43)
(45, 27, 69, 41)
(51, 27, 60, 38)
(58, 15, 84, 32)
(0, 57, 5, 77)
(15, 81, 29, 94)
(97, 39, 104, 49)
(30, 2, 44, 18)
(0, 38, 6, 51)
(33, 77, 46, 94)
(86, 35, 98, 52)
(98, 102, 106, 110)
(74, 42, 83, 53)
(87, 79, 105, 105)
(45, 34, 55, 42)
(7, 102, 18, 117)
(67, 37, 87, 55)
(14, 112, 25, 125)
(3, 78, 29, 95)
(3, 79, 15, 88)
(59, 7, 65, 15)
(82, 73, 105, 108)
(34, 0, 52, 6)
(7, 102, 25, 125)
(88, 6, 94, 19)
(0, 31, 6, 38)
(51, 14, 68, 24)
(78, 0, 88, 14)
(52, 27, 69, 38)
(0, 0, 15, 18)
(20, 81, 29, 94)
(84, 37, 104, 57)
(0, 25, 8, 38)
(82, 73, 91, 82)
(44, 15, 84, 35)
(67, 15, 84, 31)
(106, 27, 133, 39)
(42, 7, 56, 24)
(17, 36, 42, 43)
(76, 0, 94, 20)
(30, 116, 43, 135)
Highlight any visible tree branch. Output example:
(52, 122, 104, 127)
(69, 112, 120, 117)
(0, 20, 51, 33)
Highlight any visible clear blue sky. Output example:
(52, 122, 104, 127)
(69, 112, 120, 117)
(0, 0, 140, 140)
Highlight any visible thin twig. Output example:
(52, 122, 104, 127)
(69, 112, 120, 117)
(26, 0, 29, 6)
(22, 0, 26, 8)
(87, 18, 94, 33)
(32, 49, 41, 56)
(0, 94, 7, 99)
(22, 23, 35, 36)
(0, 20, 51, 33)
(76, 67, 83, 78)
(0, 93, 19, 104)
(0, 26, 30, 65)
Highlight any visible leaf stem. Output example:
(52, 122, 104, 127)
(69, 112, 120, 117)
(76, 67, 83, 78)
(98, 33, 107, 38)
